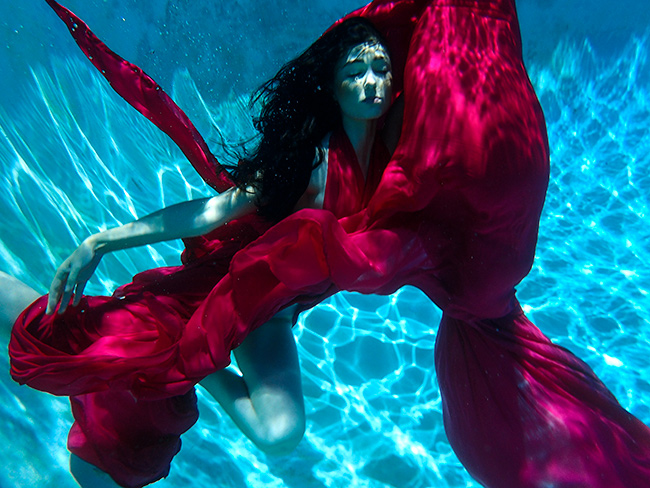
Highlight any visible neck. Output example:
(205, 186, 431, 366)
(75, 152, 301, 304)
(341, 116, 377, 178)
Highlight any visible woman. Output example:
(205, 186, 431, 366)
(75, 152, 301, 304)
(195, 1, 650, 486)
(5, 3, 400, 487)
(9, 1, 650, 488)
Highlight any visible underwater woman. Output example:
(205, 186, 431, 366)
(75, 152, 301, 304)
(7, 0, 650, 487)
(3, 6, 402, 488)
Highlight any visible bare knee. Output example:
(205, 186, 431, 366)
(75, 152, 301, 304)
(253, 413, 305, 456)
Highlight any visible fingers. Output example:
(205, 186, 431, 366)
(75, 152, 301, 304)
(73, 280, 87, 307)
(46, 262, 83, 315)
(58, 285, 73, 314)
(46, 269, 67, 315)
(46, 244, 98, 315)
(58, 263, 83, 314)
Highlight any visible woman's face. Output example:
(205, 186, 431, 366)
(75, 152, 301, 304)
(333, 41, 393, 122)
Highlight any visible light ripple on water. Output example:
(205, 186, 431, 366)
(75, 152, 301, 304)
(1, 33, 649, 488)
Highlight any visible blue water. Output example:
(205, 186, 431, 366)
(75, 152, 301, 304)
(1, 1, 649, 487)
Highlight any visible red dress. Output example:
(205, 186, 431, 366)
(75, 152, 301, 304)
(10, 1, 650, 487)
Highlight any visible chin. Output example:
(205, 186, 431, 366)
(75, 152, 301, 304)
(357, 105, 388, 121)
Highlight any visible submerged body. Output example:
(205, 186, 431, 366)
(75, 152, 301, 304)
(8, 0, 650, 487)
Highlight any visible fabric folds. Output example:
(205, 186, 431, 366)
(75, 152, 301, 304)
(10, 1, 650, 487)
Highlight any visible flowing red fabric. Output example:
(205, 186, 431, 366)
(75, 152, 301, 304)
(42, 0, 234, 193)
(10, 1, 650, 487)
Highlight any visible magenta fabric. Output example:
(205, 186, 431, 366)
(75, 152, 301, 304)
(68, 390, 199, 488)
(436, 310, 650, 487)
(9, 126, 385, 486)
(9, 1, 650, 487)
(43, 0, 234, 193)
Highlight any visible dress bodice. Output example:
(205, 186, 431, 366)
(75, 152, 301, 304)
(323, 129, 390, 219)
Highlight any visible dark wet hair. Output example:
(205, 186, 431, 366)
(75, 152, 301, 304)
(230, 17, 388, 222)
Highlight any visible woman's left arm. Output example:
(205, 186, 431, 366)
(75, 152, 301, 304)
(47, 187, 257, 314)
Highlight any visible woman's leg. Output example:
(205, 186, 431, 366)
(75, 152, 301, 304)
(200, 309, 305, 456)
(0, 272, 122, 486)
(0, 271, 40, 345)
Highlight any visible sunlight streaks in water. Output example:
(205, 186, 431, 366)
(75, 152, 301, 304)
(524, 33, 650, 423)
(0, 28, 649, 488)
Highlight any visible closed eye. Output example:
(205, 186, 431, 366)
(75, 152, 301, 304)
(373, 62, 391, 74)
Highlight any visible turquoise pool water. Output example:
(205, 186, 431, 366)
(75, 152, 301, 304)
(1, 1, 650, 487)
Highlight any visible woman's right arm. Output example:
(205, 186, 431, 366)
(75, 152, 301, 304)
(47, 187, 257, 314)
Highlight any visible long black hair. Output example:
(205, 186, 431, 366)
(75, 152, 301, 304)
(230, 17, 388, 222)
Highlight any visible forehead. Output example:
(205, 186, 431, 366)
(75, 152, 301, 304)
(340, 42, 390, 66)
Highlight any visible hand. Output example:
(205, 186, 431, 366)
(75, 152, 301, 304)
(47, 237, 103, 314)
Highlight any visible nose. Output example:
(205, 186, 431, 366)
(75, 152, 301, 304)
(363, 71, 378, 96)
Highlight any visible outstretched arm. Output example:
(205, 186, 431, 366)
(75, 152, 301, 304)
(47, 188, 257, 314)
